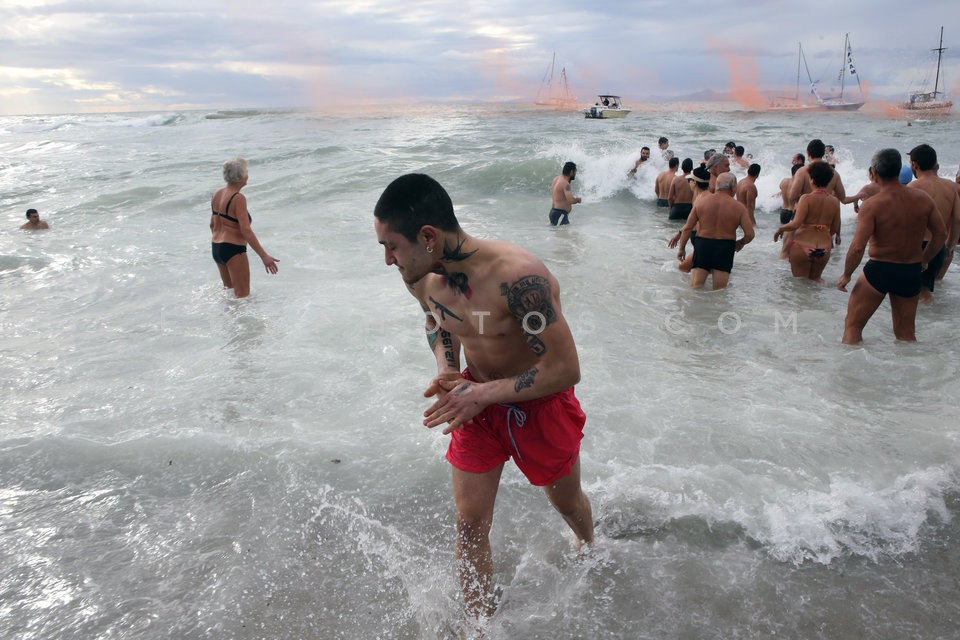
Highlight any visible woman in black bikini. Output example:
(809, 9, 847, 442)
(210, 158, 279, 297)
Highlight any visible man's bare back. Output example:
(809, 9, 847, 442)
(686, 191, 753, 241)
(909, 174, 960, 245)
(668, 173, 693, 205)
(551, 175, 579, 212)
(790, 160, 845, 203)
(857, 186, 941, 264)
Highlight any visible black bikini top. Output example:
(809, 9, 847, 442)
(211, 192, 251, 224)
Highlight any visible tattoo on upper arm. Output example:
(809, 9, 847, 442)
(502, 275, 557, 356)
(429, 296, 462, 322)
(514, 367, 538, 392)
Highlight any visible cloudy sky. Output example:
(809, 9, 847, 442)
(1, 0, 958, 115)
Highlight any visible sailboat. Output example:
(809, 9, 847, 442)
(770, 43, 817, 111)
(534, 53, 578, 109)
(899, 27, 953, 115)
(811, 33, 865, 111)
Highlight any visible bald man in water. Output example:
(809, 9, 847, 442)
(837, 149, 946, 344)
(676, 172, 755, 290)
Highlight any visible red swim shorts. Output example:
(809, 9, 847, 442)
(445, 369, 586, 486)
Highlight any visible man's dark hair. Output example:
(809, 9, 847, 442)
(735, 145, 745, 157)
(748, 163, 761, 177)
(26, 208, 38, 218)
(669, 157, 680, 169)
(641, 146, 651, 152)
(374, 174, 460, 242)
(807, 161, 834, 187)
(703, 149, 716, 160)
(909, 144, 937, 172)
(871, 148, 902, 181)
(562, 161, 577, 176)
(793, 153, 806, 165)
(658, 136, 669, 145)
(806, 139, 826, 159)
(681, 158, 693, 173)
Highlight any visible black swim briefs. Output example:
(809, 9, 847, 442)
(863, 260, 922, 298)
(692, 237, 736, 273)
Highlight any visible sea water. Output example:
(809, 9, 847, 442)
(2, 104, 959, 639)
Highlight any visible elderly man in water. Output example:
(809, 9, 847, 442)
(837, 149, 946, 344)
(675, 172, 755, 290)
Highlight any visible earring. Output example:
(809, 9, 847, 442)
(427, 245, 433, 253)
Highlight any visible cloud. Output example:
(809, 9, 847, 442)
(1, 0, 958, 114)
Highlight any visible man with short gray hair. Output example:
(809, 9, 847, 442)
(837, 149, 946, 344)
(675, 172, 755, 289)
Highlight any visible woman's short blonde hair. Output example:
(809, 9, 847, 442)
(222, 158, 249, 184)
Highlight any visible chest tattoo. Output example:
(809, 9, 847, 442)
(443, 272, 473, 298)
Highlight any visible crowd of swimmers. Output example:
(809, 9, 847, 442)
(550, 137, 960, 345)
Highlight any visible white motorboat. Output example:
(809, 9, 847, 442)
(583, 95, 631, 119)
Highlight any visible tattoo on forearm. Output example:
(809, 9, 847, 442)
(439, 329, 458, 370)
(502, 275, 557, 355)
(454, 382, 471, 396)
(425, 313, 439, 350)
(514, 367, 538, 392)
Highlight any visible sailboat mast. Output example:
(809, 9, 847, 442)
(839, 34, 848, 96)
(795, 42, 801, 100)
(933, 26, 945, 97)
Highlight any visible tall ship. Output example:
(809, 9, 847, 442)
(898, 27, 953, 116)
(534, 53, 578, 109)
(811, 33, 865, 111)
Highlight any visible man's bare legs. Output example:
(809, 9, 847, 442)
(711, 271, 731, 289)
(689, 267, 709, 288)
(452, 464, 503, 621)
(543, 458, 594, 549)
(842, 275, 886, 344)
(889, 294, 919, 341)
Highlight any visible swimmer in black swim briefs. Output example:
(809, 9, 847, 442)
(862, 260, 923, 298)
(669, 202, 692, 221)
(692, 237, 736, 273)
(780, 208, 795, 224)
(549, 208, 570, 226)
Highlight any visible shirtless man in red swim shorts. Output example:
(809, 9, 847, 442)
(374, 174, 594, 626)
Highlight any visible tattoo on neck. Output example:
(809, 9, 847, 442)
(441, 237, 477, 262)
